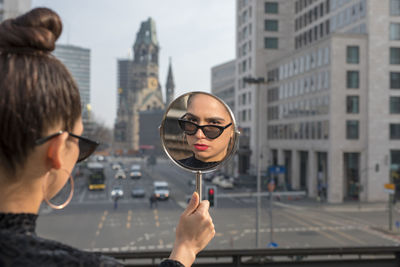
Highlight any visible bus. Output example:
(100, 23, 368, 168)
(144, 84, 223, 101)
(87, 162, 106, 190)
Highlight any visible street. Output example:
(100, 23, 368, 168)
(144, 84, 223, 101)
(37, 157, 400, 252)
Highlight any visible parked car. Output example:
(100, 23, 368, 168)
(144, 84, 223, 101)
(153, 181, 170, 200)
(130, 164, 142, 179)
(212, 173, 234, 189)
(111, 186, 124, 198)
(131, 187, 146, 198)
(111, 163, 121, 170)
(114, 169, 126, 179)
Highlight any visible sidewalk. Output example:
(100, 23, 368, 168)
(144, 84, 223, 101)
(276, 196, 389, 212)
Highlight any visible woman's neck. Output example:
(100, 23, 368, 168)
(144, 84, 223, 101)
(0, 174, 43, 214)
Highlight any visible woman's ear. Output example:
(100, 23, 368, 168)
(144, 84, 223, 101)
(46, 132, 69, 170)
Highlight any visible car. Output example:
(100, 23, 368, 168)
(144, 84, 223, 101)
(131, 187, 146, 198)
(212, 174, 234, 189)
(112, 163, 121, 170)
(130, 170, 142, 179)
(187, 179, 195, 187)
(111, 186, 123, 198)
(153, 181, 170, 200)
(114, 169, 126, 179)
(130, 164, 142, 179)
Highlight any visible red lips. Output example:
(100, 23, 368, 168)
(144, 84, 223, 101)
(194, 144, 209, 151)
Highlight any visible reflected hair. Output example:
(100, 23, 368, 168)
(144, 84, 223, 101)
(0, 8, 81, 176)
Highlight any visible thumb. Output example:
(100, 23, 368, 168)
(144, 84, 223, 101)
(183, 192, 199, 215)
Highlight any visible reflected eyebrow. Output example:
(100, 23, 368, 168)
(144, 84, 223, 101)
(185, 113, 226, 123)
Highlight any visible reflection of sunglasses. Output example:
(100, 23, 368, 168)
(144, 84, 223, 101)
(35, 131, 100, 163)
(178, 119, 232, 139)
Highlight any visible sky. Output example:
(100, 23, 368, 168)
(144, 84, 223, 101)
(31, 0, 236, 127)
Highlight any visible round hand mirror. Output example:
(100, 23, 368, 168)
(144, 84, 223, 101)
(159, 91, 240, 200)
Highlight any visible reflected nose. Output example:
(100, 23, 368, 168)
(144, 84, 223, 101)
(194, 127, 206, 139)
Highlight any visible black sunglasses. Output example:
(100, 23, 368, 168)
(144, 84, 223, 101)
(35, 131, 100, 163)
(178, 119, 232, 139)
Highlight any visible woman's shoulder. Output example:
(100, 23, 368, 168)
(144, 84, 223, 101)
(0, 230, 123, 266)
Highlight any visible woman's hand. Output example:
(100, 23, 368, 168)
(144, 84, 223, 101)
(169, 192, 215, 267)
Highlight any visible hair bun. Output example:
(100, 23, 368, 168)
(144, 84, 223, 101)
(0, 8, 62, 54)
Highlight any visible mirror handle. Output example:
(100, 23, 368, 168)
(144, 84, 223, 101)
(196, 171, 202, 201)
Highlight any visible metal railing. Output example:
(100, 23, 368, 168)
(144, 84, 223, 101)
(104, 246, 400, 267)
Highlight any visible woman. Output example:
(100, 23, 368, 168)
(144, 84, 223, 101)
(0, 8, 214, 267)
(178, 93, 234, 169)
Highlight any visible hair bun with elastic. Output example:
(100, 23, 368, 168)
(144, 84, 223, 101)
(0, 7, 62, 55)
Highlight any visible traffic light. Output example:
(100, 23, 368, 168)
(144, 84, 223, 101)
(207, 187, 215, 207)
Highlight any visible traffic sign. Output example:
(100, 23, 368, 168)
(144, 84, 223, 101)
(268, 166, 286, 174)
(385, 183, 395, 190)
(267, 242, 278, 248)
(384, 183, 395, 194)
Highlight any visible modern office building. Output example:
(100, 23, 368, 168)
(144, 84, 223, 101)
(211, 60, 236, 176)
(53, 44, 92, 127)
(234, 0, 400, 203)
(0, 0, 31, 22)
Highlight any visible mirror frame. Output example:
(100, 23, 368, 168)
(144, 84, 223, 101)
(159, 91, 240, 173)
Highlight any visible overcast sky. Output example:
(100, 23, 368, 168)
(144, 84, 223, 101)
(31, 0, 236, 127)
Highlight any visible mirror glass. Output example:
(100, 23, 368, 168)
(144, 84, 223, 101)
(160, 92, 239, 172)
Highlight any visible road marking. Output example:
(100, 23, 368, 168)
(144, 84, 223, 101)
(126, 209, 132, 229)
(301, 211, 365, 245)
(273, 201, 305, 211)
(281, 211, 346, 245)
(177, 201, 187, 209)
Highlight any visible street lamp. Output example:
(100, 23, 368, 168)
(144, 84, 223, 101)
(243, 76, 266, 248)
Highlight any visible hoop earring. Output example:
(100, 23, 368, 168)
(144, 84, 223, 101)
(43, 169, 74, 210)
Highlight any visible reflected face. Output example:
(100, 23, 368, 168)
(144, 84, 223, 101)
(183, 93, 233, 162)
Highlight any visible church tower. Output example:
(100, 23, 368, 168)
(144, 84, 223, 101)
(165, 58, 175, 106)
(114, 18, 165, 153)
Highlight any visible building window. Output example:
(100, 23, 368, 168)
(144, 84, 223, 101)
(347, 46, 359, 64)
(390, 0, 400, 16)
(390, 23, 400, 40)
(265, 2, 278, 14)
(390, 96, 400, 114)
(390, 47, 400, 64)
(346, 120, 359, 139)
(346, 96, 359, 113)
(347, 71, 359, 88)
(390, 124, 400, 139)
(265, 19, 278, 31)
(390, 72, 400, 89)
(264, 37, 278, 49)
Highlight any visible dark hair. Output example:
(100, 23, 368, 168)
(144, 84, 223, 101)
(0, 8, 81, 175)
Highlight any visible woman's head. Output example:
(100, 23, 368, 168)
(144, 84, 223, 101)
(0, 8, 82, 176)
(180, 93, 233, 162)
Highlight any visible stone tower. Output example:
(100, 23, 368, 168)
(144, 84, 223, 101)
(114, 18, 165, 154)
(165, 58, 175, 106)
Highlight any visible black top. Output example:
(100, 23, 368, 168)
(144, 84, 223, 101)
(0, 212, 184, 267)
(178, 156, 219, 170)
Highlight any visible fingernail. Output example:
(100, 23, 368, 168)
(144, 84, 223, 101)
(191, 193, 196, 202)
